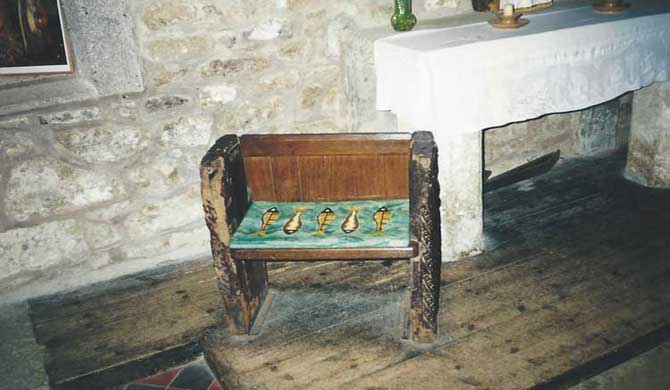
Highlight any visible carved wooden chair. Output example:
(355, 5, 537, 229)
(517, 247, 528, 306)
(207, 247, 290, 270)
(200, 132, 441, 342)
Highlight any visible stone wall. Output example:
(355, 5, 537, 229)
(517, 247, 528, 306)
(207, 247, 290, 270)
(0, 0, 630, 303)
(0, 0, 478, 303)
(484, 94, 632, 175)
(625, 82, 670, 188)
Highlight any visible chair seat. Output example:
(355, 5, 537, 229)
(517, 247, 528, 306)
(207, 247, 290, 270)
(230, 199, 410, 250)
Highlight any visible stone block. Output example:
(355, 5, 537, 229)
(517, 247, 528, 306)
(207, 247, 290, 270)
(84, 200, 133, 223)
(145, 95, 190, 113)
(216, 97, 287, 134)
(301, 11, 330, 63)
(246, 18, 292, 41)
(84, 251, 114, 271)
(0, 116, 32, 129)
(350, 3, 393, 28)
(123, 224, 210, 261)
(579, 99, 620, 155)
(625, 82, 670, 187)
(160, 116, 214, 147)
(278, 42, 304, 61)
(63, 0, 144, 96)
(119, 99, 141, 120)
(297, 66, 340, 117)
(438, 131, 484, 262)
(127, 152, 201, 196)
(147, 36, 210, 63)
(211, 31, 238, 50)
(38, 108, 101, 126)
(425, 0, 461, 10)
(148, 64, 189, 88)
(199, 85, 238, 108)
(55, 126, 148, 164)
(6, 158, 125, 221)
(201, 58, 270, 79)
(81, 222, 122, 250)
(278, 0, 312, 10)
(291, 119, 340, 134)
(343, 42, 396, 132)
(143, 1, 196, 30)
(122, 189, 204, 239)
(0, 220, 89, 283)
(257, 71, 299, 91)
(326, 16, 354, 58)
(301, 86, 323, 110)
(615, 93, 633, 148)
(194, 0, 248, 27)
(0, 131, 36, 161)
(0, 79, 98, 118)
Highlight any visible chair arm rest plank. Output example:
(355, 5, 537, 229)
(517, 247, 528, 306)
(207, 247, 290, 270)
(409, 131, 442, 342)
(200, 134, 268, 335)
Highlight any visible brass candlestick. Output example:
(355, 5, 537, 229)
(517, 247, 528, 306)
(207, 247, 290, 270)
(593, 0, 630, 13)
(489, 0, 553, 14)
(489, 12, 529, 29)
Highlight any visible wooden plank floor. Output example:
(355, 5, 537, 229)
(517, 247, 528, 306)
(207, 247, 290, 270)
(29, 260, 226, 390)
(204, 152, 670, 389)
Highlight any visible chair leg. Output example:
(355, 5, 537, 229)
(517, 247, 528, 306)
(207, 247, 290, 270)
(211, 243, 268, 335)
(410, 248, 441, 342)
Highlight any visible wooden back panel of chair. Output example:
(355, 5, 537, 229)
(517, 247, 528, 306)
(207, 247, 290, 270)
(240, 133, 411, 202)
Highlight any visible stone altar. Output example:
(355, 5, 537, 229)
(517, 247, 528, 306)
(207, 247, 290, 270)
(375, 0, 670, 260)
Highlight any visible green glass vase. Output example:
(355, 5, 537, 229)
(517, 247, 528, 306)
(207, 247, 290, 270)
(391, 0, 417, 32)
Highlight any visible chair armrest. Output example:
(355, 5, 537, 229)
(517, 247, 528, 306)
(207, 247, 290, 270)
(409, 131, 442, 340)
(201, 136, 267, 334)
(409, 131, 441, 259)
(200, 135, 251, 246)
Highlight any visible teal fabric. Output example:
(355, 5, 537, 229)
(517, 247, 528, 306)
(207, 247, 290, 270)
(230, 199, 410, 249)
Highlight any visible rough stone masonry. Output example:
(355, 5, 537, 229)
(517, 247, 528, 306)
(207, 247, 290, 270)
(0, 0, 639, 302)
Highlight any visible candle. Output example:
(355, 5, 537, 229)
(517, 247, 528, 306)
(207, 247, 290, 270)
(503, 3, 515, 16)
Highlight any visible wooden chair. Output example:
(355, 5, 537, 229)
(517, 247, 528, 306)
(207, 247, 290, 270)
(200, 132, 441, 342)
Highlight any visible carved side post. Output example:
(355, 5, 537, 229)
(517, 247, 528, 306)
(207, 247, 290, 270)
(409, 131, 442, 343)
(200, 135, 268, 335)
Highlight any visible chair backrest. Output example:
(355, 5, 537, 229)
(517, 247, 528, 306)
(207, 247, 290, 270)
(239, 133, 411, 202)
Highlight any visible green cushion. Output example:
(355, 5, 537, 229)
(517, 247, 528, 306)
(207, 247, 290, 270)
(230, 199, 410, 249)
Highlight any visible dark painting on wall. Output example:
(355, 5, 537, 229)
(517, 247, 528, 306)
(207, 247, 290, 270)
(0, 0, 73, 75)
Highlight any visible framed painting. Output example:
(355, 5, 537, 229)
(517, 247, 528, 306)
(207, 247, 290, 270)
(0, 0, 73, 75)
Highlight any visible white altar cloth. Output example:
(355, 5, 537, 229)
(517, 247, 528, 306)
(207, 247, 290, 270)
(375, 1, 670, 135)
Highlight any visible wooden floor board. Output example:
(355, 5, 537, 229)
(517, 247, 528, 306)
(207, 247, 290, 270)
(29, 261, 225, 389)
